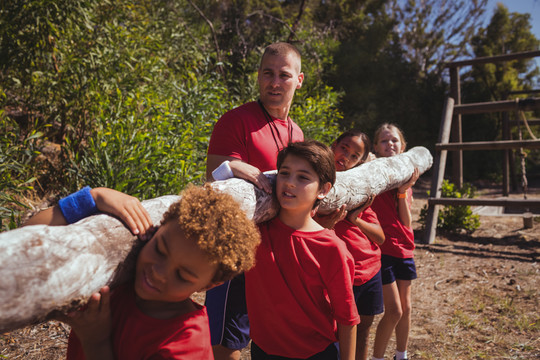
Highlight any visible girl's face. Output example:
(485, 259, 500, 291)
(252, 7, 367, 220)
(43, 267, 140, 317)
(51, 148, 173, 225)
(276, 154, 328, 213)
(332, 135, 366, 171)
(374, 128, 404, 157)
(134, 220, 217, 306)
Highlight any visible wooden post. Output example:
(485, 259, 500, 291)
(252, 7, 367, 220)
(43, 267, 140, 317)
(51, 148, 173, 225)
(502, 95, 510, 196)
(423, 97, 455, 244)
(449, 66, 463, 188)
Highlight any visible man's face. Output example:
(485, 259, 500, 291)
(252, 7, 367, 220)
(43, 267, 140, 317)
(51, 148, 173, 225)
(257, 52, 304, 118)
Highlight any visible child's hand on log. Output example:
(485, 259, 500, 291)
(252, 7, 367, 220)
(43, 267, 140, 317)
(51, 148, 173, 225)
(91, 188, 155, 240)
(346, 195, 374, 223)
(397, 167, 420, 194)
(59, 287, 114, 358)
(313, 205, 348, 229)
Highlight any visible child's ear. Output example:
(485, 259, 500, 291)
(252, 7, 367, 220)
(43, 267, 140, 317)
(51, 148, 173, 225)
(317, 182, 332, 199)
(199, 281, 224, 292)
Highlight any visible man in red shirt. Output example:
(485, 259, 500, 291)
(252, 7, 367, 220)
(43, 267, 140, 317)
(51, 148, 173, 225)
(205, 42, 305, 360)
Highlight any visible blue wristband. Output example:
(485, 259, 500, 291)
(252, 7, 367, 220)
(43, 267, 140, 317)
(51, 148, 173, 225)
(58, 186, 98, 224)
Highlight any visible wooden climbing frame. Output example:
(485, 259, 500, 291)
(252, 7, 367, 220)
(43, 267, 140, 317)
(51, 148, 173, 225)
(422, 50, 540, 244)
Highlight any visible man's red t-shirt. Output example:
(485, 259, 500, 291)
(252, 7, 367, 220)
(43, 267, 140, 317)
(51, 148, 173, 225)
(207, 101, 304, 172)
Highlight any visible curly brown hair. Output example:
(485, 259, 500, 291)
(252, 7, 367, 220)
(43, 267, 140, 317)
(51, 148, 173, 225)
(160, 184, 260, 284)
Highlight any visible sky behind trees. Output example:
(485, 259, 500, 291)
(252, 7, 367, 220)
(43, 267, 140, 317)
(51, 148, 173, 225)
(486, 1, 538, 38)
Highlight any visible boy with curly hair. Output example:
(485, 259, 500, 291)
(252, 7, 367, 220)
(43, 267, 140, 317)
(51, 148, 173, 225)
(26, 184, 260, 360)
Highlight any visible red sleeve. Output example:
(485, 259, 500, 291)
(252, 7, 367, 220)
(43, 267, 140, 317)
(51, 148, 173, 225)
(322, 240, 360, 326)
(360, 206, 379, 224)
(207, 108, 249, 161)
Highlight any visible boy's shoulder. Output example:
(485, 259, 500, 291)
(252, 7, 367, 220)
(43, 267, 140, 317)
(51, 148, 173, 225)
(110, 286, 212, 359)
(298, 228, 351, 255)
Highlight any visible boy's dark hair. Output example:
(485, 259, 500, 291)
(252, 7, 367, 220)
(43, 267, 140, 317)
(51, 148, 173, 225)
(161, 184, 260, 284)
(260, 42, 302, 72)
(276, 140, 336, 208)
(333, 129, 372, 165)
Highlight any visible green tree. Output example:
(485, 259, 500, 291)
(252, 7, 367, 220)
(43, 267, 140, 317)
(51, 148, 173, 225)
(390, 0, 488, 79)
(317, 0, 446, 149)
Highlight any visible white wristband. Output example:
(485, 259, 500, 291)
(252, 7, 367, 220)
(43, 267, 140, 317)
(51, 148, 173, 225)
(212, 160, 234, 181)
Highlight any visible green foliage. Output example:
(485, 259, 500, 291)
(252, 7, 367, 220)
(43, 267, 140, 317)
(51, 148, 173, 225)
(420, 180, 481, 234)
(290, 86, 343, 145)
(0, 112, 44, 231)
(392, 0, 488, 78)
(1, 0, 538, 231)
(65, 78, 229, 199)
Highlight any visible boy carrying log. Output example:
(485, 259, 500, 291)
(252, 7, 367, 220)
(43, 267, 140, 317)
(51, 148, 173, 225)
(25, 184, 260, 360)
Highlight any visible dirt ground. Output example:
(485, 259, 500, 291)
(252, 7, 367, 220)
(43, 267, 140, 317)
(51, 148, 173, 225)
(1, 179, 539, 359)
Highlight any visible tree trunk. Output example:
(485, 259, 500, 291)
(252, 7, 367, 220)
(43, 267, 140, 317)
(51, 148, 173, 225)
(0, 146, 432, 332)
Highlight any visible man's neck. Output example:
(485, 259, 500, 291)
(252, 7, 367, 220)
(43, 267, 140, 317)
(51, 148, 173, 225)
(261, 102, 289, 120)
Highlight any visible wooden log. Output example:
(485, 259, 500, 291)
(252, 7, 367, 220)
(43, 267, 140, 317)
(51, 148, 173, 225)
(213, 146, 433, 221)
(0, 146, 432, 332)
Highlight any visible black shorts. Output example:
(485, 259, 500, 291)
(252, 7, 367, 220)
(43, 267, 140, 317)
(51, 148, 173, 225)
(380, 254, 417, 284)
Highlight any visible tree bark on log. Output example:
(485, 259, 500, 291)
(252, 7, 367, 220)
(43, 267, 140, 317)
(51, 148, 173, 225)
(0, 146, 432, 332)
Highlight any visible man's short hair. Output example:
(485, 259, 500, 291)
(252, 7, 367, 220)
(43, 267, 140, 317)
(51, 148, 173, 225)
(260, 42, 302, 72)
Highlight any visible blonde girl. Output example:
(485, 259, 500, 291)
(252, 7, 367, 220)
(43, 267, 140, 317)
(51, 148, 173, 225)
(370, 124, 419, 360)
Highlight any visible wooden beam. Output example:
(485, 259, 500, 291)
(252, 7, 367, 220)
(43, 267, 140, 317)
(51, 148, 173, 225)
(422, 97, 455, 244)
(509, 119, 540, 126)
(449, 66, 463, 188)
(454, 98, 540, 115)
(446, 50, 540, 68)
(436, 139, 540, 151)
(428, 198, 540, 208)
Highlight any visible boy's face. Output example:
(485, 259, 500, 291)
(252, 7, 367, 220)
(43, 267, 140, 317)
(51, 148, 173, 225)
(134, 220, 217, 304)
(276, 154, 329, 213)
(332, 135, 366, 171)
(374, 128, 404, 157)
(257, 52, 304, 118)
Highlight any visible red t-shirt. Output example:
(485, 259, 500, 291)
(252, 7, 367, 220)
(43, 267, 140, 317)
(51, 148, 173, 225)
(370, 188, 415, 258)
(207, 101, 304, 172)
(333, 206, 382, 285)
(66, 284, 213, 360)
(245, 217, 360, 358)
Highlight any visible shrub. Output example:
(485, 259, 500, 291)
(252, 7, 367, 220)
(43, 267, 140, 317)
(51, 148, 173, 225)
(419, 180, 481, 234)
(0, 113, 44, 231)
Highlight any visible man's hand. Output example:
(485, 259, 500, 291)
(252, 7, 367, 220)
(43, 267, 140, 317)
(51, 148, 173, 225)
(228, 161, 273, 193)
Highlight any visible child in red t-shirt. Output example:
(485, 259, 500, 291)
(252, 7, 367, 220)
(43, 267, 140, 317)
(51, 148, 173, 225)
(315, 129, 385, 360)
(370, 123, 420, 360)
(26, 185, 260, 360)
(245, 140, 360, 360)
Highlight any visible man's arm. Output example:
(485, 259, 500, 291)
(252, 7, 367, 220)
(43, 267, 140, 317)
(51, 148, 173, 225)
(206, 154, 239, 181)
(206, 154, 273, 193)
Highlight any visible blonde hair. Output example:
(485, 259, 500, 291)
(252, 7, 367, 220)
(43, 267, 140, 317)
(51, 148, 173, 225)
(373, 123, 407, 154)
(161, 184, 260, 284)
